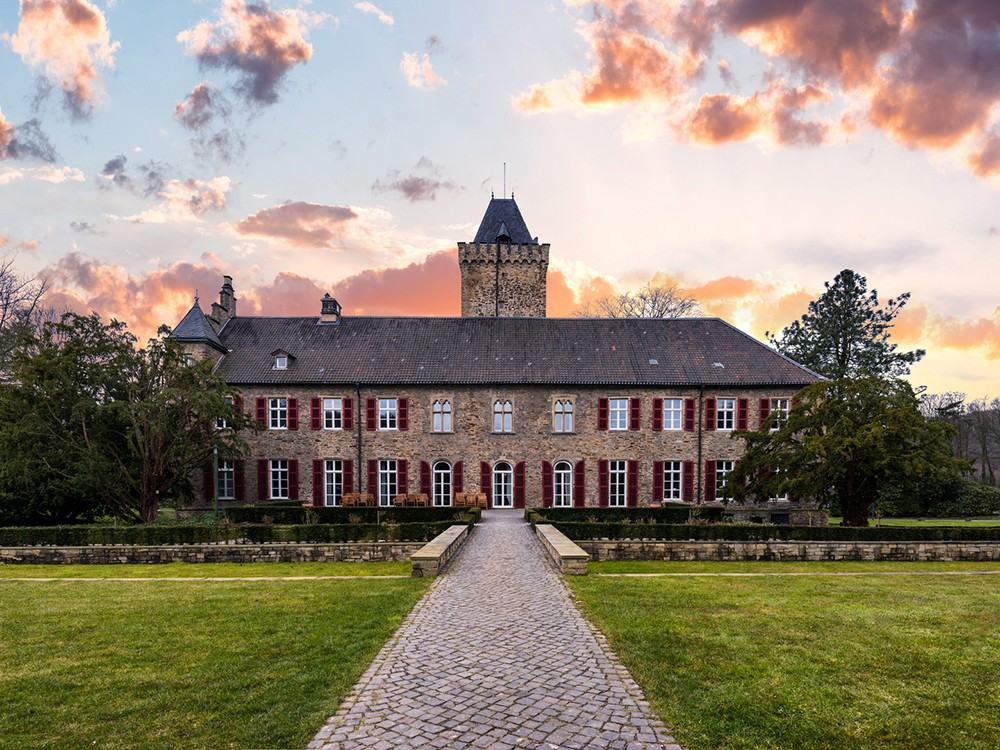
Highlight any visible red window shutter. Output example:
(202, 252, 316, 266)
(343, 398, 354, 430)
(652, 398, 663, 431)
(202, 464, 214, 502)
(541, 461, 553, 508)
(627, 459, 638, 506)
(629, 397, 641, 431)
(705, 398, 716, 431)
(288, 398, 299, 431)
(256, 397, 267, 427)
(682, 461, 694, 502)
(737, 398, 749, 431)
(367, 460, 378, 498)
(289, 459, 299, 500)
(453, 461, 464, 494)
(759, 398, 771, 428)
(652, 460, 663, 502)
(310, 397, 321, 430)
(257, 459, 268, 501)
(420, 461, 431, 496)
(598, 459, 609, 508)
(235, 460, 245, 502)
(366, 398, 377, 430)
(514, 462, 526, 509)
(705, 460, 717, 502)
(684, 398, 696, 432)
(398, 398, 408, 431)
(398, 459, 408, 494)
(574, 460, 586, 507)
(343, 459, 354, 495)
(597, 397, 609, 431)
(312, 459, 324, 506)
(480, 461, 491, 505)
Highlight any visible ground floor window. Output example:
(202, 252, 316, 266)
(378, 459, 397, 506)
(553, 461, 573, 507)
(324, 459, 344, 506)
(433, 460, 452, 506)
(609, 459, 627, 507)
(270, 459, 289, 500)
(217, 460, 235, 500)
(662, 460, 682, 501)
(715, 460, 734, 499)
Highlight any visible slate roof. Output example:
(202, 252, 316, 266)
(472, 198, 536, 244)
(214, 316, 822, 387)
(172, 301, 225, 351)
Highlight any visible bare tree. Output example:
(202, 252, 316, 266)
(966, 398, 1000, 486)
(577, 282, 702, 319)
(0, 255, 48, 370)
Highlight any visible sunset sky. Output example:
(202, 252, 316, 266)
(1, 0, 999, 397)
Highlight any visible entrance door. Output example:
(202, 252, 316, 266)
(492, 462, 513, 508)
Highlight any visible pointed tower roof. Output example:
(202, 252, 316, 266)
(172, 300, 226, 353)
(473, 197, 536, 244)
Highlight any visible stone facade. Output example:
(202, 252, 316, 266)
(458, 242, 549, 317)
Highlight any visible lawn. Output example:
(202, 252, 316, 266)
(589, 560, 1000, 574)
(0, 568, 429, 750)
(570, 564, 1000, 750)
(0, 561, 410, 578)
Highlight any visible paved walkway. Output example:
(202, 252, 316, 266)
(309, 510, 682, 750)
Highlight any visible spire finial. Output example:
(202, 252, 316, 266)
(503, 161, 506, 196)
(491, 189, 494, 199)
(194, 289, 199, 305)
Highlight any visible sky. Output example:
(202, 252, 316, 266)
(1, 0, 999, 398)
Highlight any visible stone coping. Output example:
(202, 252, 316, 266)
(410, 525, 470, 577)
(535, 524, 590, 575)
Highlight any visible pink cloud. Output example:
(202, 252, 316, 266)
(233, 201, 359, 247)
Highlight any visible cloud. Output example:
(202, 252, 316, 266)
(400, 52, 447, 91)
(0, 110, 57, 162)
(6, 0, 120, 117)
(371, 158, 462, 202)
(69, 220, 102, 234)
(354, 2, 393, 26)
(970, 132, 1000, 177)
(173, 82, 245, 162)
(233, 201, 359, 247)
(0, 164, 84, 185)
(98, 153, 129, 189)
(177, 0, 329, 106)
(124, 176, 233, 223)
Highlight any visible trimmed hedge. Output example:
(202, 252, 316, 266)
(222, 505, 480, 525)
(526, 505, 724, 525)
(548, 521, 1000, 542)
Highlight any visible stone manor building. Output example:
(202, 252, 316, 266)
(174, 197, 824, 523)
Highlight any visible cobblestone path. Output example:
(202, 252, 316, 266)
(309, 509, 682, 750)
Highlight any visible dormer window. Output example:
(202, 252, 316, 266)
(274, 355, 287, 370)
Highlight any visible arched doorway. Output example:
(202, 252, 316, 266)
(492, 461, 513, 508)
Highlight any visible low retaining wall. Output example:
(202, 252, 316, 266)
(0, 542, 423, 565)
(410, 524, 471, 577)
(577, 539, 1000, 562)
(535, 525, 589, 575)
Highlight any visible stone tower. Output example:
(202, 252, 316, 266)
(458, 197, 549, 317)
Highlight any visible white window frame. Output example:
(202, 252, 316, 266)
(608, 398, 629, 431)
(217, 460, 235, 500)
(769, 467, 788, 501)
(662, 460, 682, 501)
(378, 459, 397, 507)
(323, 459, 344, 506)
(663, 399, 683, 431)
(553, 399, 574, 433)
(270, 459, 289, 500)
(715, 460, 734, 498)
(323, 398, 343, 430)
(770, 398, 790, 432)
(216, 396, 234, 430)
(493, 400, 513, 433)
(432, 460, 452, 506)
(268, 397, 287, 430)
(432, 400, 452, 433)
(378, 398, 398, 431)
(493, 461, 514, 507)
(553, 461, 573, 507)
(716, 398, 735, 431)
(609, 459, 628, 507)
(274, 354, 288, 370)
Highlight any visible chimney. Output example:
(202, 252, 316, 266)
(320, 293, 342, 324)
(210, 274, 237, 330)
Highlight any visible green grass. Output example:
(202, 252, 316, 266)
(0, 561, 410, 578)
(0, 572, 429, 749)
(829, 517, 1000, 526)
(570, 565, 1000, 750)
(589, 560, 1000, 574)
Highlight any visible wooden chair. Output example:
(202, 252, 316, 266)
(454, 492, 467, 507)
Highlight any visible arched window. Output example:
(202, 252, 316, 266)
(432, 400, 452, 432)
(433, 461, 452, 506)
(493, 461, 513, 507)
(553, 461, 573, 507)
(493, 400, 513, 433)
(553, 400, 574, 432)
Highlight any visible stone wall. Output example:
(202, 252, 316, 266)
(458, 242, 549, 317)
(0, 543, 422, 565)
(578, 540, 1000, 562)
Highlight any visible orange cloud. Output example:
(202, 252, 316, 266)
(400, 52, 446, 91)
(685, 92, 760, 144)
(969, 132, 1000, 178)
(546, 269, 617, 317)
(0, 109, 12, 156)
(7, 0, 119, 117)
(177, 0, 327, 105)
(234, 201, 358, 247)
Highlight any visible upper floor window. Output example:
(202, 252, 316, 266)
(716, 398, 735, 431)
(274, 354, 288, 370)
(324, 398, 343, 430)
(217, 460, 235, 500)
(553, 460, 573, 507)
(608, 460, 628, 506)
(432, 400, 452, 432)
(608, 398, 629, 431)
(217, 396, 234, 429)
(553, 399, 574, 433)
(663, 399, 683, 430)
(715, 459, 734, 498)
(770, 398, 790, 431)
(268, 397, 287, 430)
(379, 398, 398, 430)
(493, 400, 513, 433)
